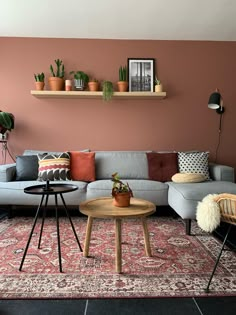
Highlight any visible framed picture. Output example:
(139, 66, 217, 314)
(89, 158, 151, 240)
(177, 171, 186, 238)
(128, 58, 155, 92)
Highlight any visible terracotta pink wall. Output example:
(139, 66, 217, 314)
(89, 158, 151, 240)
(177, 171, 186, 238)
(1, 37, 236, 172)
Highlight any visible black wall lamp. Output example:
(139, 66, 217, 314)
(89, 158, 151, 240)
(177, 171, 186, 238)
(208, 88, 225, 163)
(208, 88, 225, 114)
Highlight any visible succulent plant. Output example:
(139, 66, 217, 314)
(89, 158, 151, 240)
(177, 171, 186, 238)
(34, 72, 45, 82)
(50, 59, 65, 78)
(119, 66, 127, 81)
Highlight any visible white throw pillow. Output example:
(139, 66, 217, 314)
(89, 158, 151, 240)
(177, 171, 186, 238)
(178, 151, 210, 180)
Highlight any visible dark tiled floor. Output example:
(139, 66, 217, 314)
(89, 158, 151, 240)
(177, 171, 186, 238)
(0, 297, 236, 315)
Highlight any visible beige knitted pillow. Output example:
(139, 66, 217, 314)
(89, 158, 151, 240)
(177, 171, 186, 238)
(172, 173, 206, 183)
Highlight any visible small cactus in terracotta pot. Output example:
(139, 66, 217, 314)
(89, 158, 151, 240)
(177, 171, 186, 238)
(34, 72, 45, 90)
(48, 59, 65, 91)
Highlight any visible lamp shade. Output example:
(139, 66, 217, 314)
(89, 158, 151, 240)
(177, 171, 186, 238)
(208, 91, 221, 109)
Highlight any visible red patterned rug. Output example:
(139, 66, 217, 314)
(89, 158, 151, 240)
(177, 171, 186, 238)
(0, 215, 236, 299)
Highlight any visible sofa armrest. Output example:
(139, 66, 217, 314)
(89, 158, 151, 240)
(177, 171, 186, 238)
(0, 163, 16, 182)
(209, 163, 235, 182)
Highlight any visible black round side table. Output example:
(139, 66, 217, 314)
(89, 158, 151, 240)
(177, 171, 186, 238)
(19, 183, 83, 273)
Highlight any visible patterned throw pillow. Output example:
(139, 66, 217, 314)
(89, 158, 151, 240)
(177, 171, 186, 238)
(38, 152, 71, 181)
(178, 151, 210, 180)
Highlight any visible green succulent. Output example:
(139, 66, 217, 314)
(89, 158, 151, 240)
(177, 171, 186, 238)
(119, 66, 127, 81)
(50, 59, 65, 78)
(34, 72, 45, 82)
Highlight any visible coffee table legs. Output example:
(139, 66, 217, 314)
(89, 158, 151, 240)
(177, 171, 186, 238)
(83, 216, 93, 257)
(142, 217, 152, 256)
(83, 217, 152, 273)
(115, 219, 122, 273)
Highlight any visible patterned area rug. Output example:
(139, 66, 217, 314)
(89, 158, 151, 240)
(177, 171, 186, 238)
(0, 215, 236, 299)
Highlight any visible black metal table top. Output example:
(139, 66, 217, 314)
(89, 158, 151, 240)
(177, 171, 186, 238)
(24, 183, 78, 195)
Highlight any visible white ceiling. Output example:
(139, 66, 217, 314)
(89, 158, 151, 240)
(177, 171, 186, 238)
(1, 0, 236, 41)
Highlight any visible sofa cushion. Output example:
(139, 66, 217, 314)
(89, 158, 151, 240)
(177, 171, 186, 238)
(146, 152, 178, 182)
(95, 151, 149, 179)
(178, 151, 210, 180)
(15, 155, 39, 181)
(172, 173, 206, 183)
(38, 152, 71, 181)
(70, 151, 95, 181)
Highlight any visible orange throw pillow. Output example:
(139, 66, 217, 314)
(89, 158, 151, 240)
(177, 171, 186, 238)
(70, 151, 95, 181)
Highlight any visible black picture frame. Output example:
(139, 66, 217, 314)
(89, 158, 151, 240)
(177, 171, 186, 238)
(128, 58, 155, 92)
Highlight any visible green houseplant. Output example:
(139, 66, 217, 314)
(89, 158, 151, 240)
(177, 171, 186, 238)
(0, 111, 15, 135)
(34, 72, 45, 90)
(154, 76, 163, 92)
(48, 59, 65, 91)
(102, 80, 114, 101)
(111, 172, 133, 207)
(70, 71, 89, 90)
(117, 66, 128, 92)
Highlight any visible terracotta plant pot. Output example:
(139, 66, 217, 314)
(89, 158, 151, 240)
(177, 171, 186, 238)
(113, 192, 131, 207)
(48, 77, 64, 91)
(88, 81, 99, 91)
(155, 84, 163, 92)
(117, 81, 128, 92)
(35, 82, 45, 91)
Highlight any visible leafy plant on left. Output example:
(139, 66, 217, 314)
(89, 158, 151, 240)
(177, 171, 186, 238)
(0, 111, 14, 134)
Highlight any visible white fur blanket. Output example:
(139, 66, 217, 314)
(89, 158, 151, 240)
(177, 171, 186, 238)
(196, 194, 220, 233)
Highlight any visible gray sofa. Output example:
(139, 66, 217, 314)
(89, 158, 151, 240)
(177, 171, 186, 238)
(0, 149, 235, 235)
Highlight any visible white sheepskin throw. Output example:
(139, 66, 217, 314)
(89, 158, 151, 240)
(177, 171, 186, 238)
(196, 194, 221, 233)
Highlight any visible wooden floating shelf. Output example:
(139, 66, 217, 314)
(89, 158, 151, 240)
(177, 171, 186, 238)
(31, 90, 167, 99)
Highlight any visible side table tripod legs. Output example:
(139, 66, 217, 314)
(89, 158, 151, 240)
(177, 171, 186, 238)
(19, 192, 83, 273)
(60, 193, 83, 252)
(19, 195, 45, 271)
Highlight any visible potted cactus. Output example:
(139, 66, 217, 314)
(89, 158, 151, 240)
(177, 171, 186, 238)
(48, 59, 65, 91)
(111, 172, 133, 207)
(70, 70, 89, 90)
(117, 66, 128, 92)
(34, 72, 45, 91)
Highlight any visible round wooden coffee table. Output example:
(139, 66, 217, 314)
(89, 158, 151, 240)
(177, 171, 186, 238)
(79, 197, 156, 273)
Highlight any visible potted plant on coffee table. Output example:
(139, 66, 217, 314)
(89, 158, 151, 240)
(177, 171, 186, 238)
(70, 70, 89, 90)
(34, 72, 45, 90)
(48, 59, 65, 91)
(111, 172, 133, 207)
(117, 65, 128, 92)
